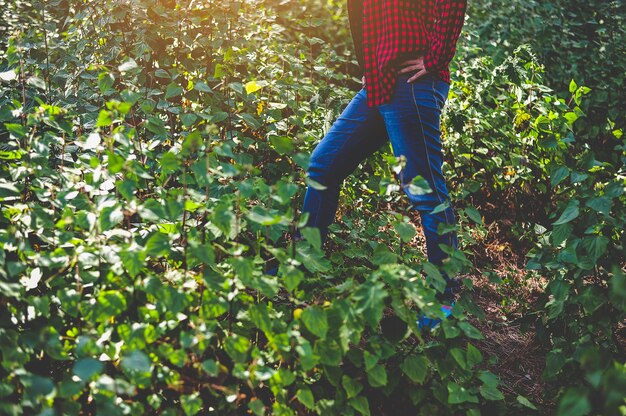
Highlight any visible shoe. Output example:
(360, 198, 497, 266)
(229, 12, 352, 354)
(417, 301, 455, 330)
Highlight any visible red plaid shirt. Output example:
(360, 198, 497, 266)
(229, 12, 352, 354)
(347, 0, 467, 107)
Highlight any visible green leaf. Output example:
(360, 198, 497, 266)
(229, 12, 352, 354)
(480, 383, 504, 401)
(193, 81, 213, 92)
(201, 360, 218, 376)
(249, 303, 272, 334)
(300, 227, 322, 251)
(146, 116, 167, 136)
(240, 113, 261, 129)
(4, 123, 26, 138)
(181, 113, 197, 127)
(247, 206, 282, 225)
(407, 175, 432, 195)
(465, 206, 483, 225)
(367, 364, 387, 387)
(371, 243, 398, 265)
(609, 265, 626, 309)
(401, 355, 428, 383)
(145, 232, 170, 257)
(269, 135, 294, 155)
(458, 321, 483, 340)
(182, 133, 202, 158)
(96, 290, 127, 322)
(73, 358, 104, 381)
(283, 266, 304, 292)
(363, 350, 378, 371)
(342, 375, 364, 399)
(447, 382, 478, 404)
(155, 68, 171, 79)
(544, 348, 567, 377)
(159, 152, 180, 173)
(553, 199, 579, 225)
(224, 335, 250, 363)
(187, 242, 215, 267)
(0, 181, 21, 201)
(581, 235, 609, 262)
(550, 166, 570, 187)
(563, 111, 579, 124)
(120, 247, 146, 277)
(295, 341, 319, 371)
(165, 82, 183, 99)
(96, 109, 112, 127)
(248, 399, 265, 416)
(393, 221, 416, 243)
(21, 374, 55, 400)
(230, 256, 254, 285)
(556, 388, 591, 416)
(585, 196, 611, 215)
(423, 261, 447, 293)
(551, 222, 573, 246)
(569, 79, 577, 93)
(121, 350, 152, 374)
(466, 343, 483, 367)
(517, 395, 538, 410)
(352, 280, 387, 327)
(305, 176, 327, 190)
(296, 388, 315, 410)
(118, 58, 138, 72)
(349, 396, 371, 416)
(98, 72, 114, 93)
(296, 244, 331, 273)
(181, 393, 203, 416)
(580, 287, 604, 315)
(450, 348, 468, 370)
(441, 319, 461, 339)
(301, 306, 328, 339)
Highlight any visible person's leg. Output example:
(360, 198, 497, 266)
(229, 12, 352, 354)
(377, 72, 459, 300)
(296, 87, 390, 245)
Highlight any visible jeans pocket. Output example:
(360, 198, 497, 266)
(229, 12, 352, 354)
(432, 80, 450, 110)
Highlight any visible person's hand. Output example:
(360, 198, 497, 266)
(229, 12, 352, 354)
(398, 55, 428, 83)
(361, 75, 366, 88)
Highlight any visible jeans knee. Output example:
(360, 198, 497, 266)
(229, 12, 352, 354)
(408, 195, 442, 213)
(307, 154, 342, 189)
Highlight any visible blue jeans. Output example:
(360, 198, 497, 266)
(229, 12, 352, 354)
(297, 71, 459, 287)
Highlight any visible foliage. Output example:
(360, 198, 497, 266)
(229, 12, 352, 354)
(0, 0, 490, 414)
(448, 42, 626, 415)
(0, 0, 624, 415)
(465, 0, 626, 141)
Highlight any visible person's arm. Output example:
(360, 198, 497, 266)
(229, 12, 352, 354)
(422, 0, 467, 73)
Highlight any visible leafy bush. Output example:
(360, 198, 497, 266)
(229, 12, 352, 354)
(447, 40, 626, 415)
(465, 0, 626, 140)
(0, 1, 493, 414)
(1, 0, 624, 415)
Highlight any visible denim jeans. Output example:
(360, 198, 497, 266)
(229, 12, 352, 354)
(296, 71, 459, 287)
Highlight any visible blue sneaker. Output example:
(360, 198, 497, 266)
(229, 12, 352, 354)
(417, 301, 455, 330)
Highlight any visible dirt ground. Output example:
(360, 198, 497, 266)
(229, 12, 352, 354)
(411, 209, 557, 414)
(327, 196, 559, 413)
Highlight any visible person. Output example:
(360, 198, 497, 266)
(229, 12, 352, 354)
(270, 0, 468, 330)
